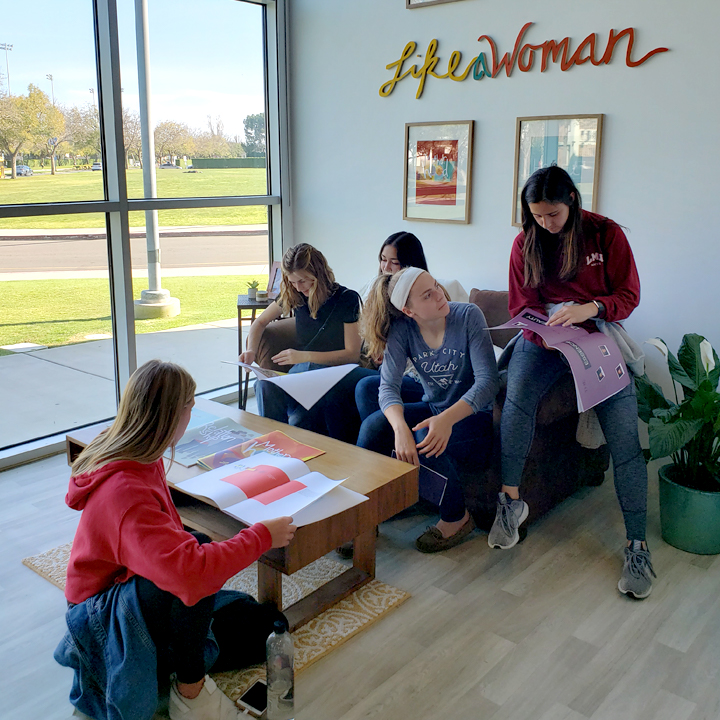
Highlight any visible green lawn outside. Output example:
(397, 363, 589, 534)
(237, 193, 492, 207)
(0, 168, 269, 229)
(0, 274, 268, 348)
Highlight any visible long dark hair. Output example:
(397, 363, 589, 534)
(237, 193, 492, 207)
(378, 231, 429, 274)
(520, 165, 584, 288)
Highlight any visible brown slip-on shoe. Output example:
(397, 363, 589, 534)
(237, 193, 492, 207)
(415, 515, 476, 553)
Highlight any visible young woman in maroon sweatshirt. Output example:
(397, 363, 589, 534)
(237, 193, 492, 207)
(489, 165, 655, 599)
(57, 360, 295, 720)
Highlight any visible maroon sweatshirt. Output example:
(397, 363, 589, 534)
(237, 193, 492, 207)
(508, 210, 640, 347)
(65, 458, 272, 606)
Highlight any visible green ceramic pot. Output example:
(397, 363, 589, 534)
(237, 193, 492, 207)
(658, 464, 720, 555)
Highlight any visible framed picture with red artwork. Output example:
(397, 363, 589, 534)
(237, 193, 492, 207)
(403, 120, 474, 224)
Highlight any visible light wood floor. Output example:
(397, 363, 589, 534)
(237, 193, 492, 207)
(2, 454, 720, 720)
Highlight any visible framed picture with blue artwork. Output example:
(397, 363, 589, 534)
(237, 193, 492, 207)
(403, 120, 474, 224)
(512, 114, 604, 226)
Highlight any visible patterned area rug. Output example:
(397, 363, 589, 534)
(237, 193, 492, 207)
(23, 542, 409, 702)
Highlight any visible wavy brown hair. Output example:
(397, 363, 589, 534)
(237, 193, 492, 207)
(71, 360, 196, 476)
(520, 165, 584, 288)
(360, 269, 412, 361)
(277, 243, 338, 319)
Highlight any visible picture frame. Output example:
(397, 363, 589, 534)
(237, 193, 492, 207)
(406, 0, 465, 8)
(512, 114, 603, 227)
(267, 261, 282, 299)
(403, 120, 474, 224)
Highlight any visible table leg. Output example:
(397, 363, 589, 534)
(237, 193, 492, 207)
(352, 526, 377, 577)
(257, 562, 283, 608)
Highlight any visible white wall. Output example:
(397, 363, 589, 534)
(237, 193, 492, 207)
(287, 0, 720, 370)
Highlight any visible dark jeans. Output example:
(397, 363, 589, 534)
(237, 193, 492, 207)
(137, 533, 285, 685)
(357, 403, 493, 523)
(256, 362, 377, 443)
(501, 337, 648, 540)
(355, 372, 426, 422)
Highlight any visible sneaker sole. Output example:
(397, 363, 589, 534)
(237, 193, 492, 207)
(488, 502, 529, 550)
(617, 581, 652, 600)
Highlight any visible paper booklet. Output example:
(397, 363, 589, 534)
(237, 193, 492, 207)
(175, 451, 353, 526)
(224, 361, 359, 410)
(392, 451, 447, 508)
(170, 418, 261, 468)
(197, 430, 325, 470)
(489, 309, 630, 412)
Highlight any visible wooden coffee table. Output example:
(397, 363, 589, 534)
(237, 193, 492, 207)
(66, 397, 418, 630)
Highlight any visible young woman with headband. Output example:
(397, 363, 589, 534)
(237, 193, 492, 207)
(357, 267, 498, 553)
(55, 360, 295, 720)
(492, 164, 655, 599)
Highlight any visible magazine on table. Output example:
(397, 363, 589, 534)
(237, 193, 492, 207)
(489, 309, 630, 412)
(223, 361, 359, 410)
(175, 451, 349, 526)
(197, 430, 325, 470)
(170, 417, 261, 467)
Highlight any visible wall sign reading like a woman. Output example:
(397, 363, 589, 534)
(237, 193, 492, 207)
(380, 22, 669, 99)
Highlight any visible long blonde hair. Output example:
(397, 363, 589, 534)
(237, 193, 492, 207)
(277, 243, 338, 319)
(360, 270, 408, 361)
(72, 360, 196, 476)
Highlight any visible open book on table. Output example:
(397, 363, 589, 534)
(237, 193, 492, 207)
(489, 309, 630, 412)
(170, 417, 261, 468)
(175, 451, 364, 527)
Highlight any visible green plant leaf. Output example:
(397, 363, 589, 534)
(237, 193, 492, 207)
(677, 334, 707, 390)
(635, 374, 672, 424)
(648, 417, 704, 459)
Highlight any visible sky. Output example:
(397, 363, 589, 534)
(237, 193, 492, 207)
(2, 0, 266, 139)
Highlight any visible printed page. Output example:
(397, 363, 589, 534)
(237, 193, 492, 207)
(261, 363, 358, 410)
(490, 309, 630, 412)
(291, 486, 369, 527)
(222, 361, 286, 379)
(175, 453, 308, 509)
(222, 470, 346, 525)
(171, 417, 261, 467)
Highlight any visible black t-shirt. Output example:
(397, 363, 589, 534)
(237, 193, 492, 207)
(294, 285, 361, 352)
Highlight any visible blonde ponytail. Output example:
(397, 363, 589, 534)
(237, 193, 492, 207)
(360, 271, 406, 361)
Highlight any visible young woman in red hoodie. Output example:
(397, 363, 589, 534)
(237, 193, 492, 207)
(488, 165, 655, 599)
(56, 360, 296, 720)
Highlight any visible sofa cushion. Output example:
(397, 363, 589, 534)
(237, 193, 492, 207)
(255, 317, 297, 372)
(469, 289, 518, 348)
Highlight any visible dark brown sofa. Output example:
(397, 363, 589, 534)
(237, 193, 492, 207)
(251, 293, 610, 531)
(468, 289, 610, 530)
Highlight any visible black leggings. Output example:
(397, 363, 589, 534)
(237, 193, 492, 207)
(136, 533, 286, 684)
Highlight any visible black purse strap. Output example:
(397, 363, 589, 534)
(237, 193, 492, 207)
(303, 288, 347, 352)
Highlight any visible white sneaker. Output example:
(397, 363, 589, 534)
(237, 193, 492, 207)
(169, 675, 243, 720)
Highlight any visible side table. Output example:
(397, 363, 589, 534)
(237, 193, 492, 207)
(237, 294, 273, 409)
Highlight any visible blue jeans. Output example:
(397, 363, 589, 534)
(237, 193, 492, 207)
(355, 372, 425, 422)
(501, 337, 648, 540)
(357, 403, 493, 522)
(256, 363, 376, 443)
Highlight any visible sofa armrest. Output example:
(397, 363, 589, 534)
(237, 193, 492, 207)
(256, 317, 297, 372)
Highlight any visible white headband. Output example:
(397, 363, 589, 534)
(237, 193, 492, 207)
(390, 267, 425, 310)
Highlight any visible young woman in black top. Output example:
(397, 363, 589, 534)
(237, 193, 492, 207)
(240, 243, 373, 441)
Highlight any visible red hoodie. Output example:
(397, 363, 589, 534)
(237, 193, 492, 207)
(508, 210, 640, 347)
(65, 458, 272, 606)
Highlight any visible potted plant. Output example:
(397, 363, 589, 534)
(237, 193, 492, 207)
(246, 279, 260, 299)
(636, 333, 720, 554)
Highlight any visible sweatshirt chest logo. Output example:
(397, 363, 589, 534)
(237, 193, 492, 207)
(586, 252, 604, 267)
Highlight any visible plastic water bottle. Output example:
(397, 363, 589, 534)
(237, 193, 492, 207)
(266, 620, 294, 720)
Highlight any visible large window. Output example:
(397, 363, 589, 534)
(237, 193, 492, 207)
(0, 0, 288, 452)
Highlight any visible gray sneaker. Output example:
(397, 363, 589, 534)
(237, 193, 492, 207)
(618, 540, 656, 599)
(488, 492, 529, 549)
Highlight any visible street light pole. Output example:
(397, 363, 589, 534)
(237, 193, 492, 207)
(89, 87, 96, 109)
(0, 43, 12, 95)
(46, 73, 54, 105)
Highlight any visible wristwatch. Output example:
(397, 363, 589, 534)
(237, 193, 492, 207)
(592, 300, 606, 319)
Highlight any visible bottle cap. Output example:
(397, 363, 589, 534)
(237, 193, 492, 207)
(274, 620, 286, 634)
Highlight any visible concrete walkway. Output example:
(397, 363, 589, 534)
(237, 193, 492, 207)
(0, 318, 253, 453)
